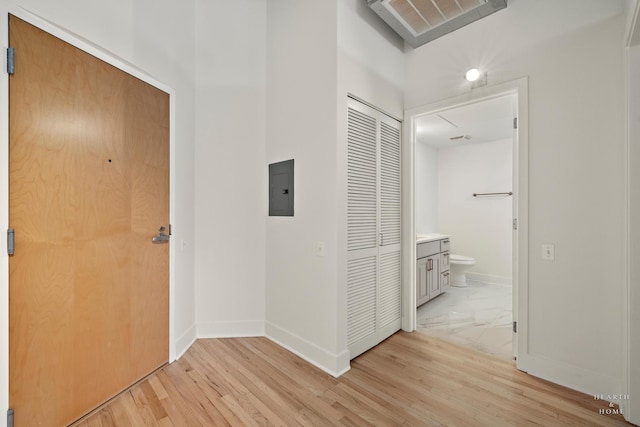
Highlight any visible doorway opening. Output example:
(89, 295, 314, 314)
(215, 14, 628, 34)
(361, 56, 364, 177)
(401, 78, 529, 369)
(414, 94, 515, 360)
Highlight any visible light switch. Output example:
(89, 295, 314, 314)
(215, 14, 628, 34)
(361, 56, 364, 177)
(541, 244, 555, 261)
(316, 242, 325, 257)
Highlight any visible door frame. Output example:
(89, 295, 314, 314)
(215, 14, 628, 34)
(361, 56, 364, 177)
(0, 5, 177, 421)
(401, 77, 529, 369)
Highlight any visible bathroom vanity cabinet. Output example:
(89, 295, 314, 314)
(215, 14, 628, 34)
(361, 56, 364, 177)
(416, 235, 450, 307)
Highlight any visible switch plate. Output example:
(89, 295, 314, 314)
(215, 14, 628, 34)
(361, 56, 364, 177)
(541, 244, 555, 261)
(316, 242, 325, 257)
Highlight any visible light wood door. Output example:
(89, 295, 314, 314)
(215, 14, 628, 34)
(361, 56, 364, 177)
(8, 15, 169, 426)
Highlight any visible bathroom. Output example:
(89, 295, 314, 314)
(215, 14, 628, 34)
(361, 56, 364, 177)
(414, 94, 515, 360)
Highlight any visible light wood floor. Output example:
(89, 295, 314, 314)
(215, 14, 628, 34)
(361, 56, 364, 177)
(73, 332, 631, 426)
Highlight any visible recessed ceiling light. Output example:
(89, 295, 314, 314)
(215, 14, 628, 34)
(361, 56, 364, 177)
(465, 68, 481, 82)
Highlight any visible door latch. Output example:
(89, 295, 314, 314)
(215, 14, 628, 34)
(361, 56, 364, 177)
(152, 226, 170, 244)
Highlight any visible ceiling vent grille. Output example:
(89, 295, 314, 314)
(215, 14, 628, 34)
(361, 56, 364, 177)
(367, 0, 507, 48)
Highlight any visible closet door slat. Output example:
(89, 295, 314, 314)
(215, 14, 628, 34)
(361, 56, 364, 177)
(347, 107, 377, 252)
(347, 257, 377, 345)
(379, 251, 401, 328)
(380, 122, 401, 246)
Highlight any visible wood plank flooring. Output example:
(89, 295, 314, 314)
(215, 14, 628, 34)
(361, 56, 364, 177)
(72, 332, 632, 426)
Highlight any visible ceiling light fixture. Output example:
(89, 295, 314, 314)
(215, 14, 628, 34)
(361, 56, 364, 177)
(465, 68, 481, 82)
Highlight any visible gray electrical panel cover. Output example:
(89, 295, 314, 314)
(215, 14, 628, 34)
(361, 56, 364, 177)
(269, 159, 294, 216)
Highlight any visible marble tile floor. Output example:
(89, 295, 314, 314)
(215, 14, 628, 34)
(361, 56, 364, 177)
(416, 280, 514, 360)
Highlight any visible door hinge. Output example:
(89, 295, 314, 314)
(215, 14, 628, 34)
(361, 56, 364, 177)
(513, 117, 518, 129)
(513, 321, 517, 333)
(7, 228, 15, 256)
(512, 218, 518, 230)
(168, 224, 172, 236)
(7, 408, 14, 427)
(7, 47, 15, 75)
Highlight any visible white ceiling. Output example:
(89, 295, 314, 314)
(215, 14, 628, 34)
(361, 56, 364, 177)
(415, 94, 516, 149)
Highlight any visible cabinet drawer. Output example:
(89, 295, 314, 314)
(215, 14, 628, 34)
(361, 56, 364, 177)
(417, 241, 440, 259)
(441, 238, 450, 252)
(441, 270, 450, 292)
(440, 252, 450, 270)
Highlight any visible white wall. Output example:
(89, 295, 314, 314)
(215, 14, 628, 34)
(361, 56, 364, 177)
(627, 43, 640, 425)
(0, 0, 197, 423)
(626, 0, 640, 44)
(264, 0, 404, 375)
(337, 0, 404, 116)
(406, 0, 626, 396)
(193, 1, 267, 339)
(265, 0, 341, 374)
(438, 139, 512, 281)
(415, 142, 438, 234)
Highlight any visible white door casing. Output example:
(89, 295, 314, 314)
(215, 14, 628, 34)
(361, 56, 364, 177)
(402, 77, 529, 370)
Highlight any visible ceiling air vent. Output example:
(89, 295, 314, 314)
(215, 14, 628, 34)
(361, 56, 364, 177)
(367, 0, 507, 48)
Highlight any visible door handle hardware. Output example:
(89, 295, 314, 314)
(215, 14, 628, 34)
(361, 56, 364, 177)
(7, 228, 15, 256)
(152, 226, 170, 244)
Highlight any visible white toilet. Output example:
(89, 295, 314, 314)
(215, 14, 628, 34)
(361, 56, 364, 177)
(449, 254, 476, 287)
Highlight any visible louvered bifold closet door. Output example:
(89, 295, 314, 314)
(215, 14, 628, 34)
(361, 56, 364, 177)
(378, 117, 402, 332)
(347, 108, 377, 253)
(347, 104, 378, 354)
(380, 121, 401, 247)
(347, 99, 402, 360)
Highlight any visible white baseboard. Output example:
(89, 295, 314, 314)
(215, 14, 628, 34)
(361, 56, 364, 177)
(178, 320, 352, 379)
(174, 324, 197, 361)
(466, 271, 512, 286)
(197, 320, 265, 338)
(265, 321, 350, 378)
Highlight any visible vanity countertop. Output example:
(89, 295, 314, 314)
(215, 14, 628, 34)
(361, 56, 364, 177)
(416, 233, 450, 244)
